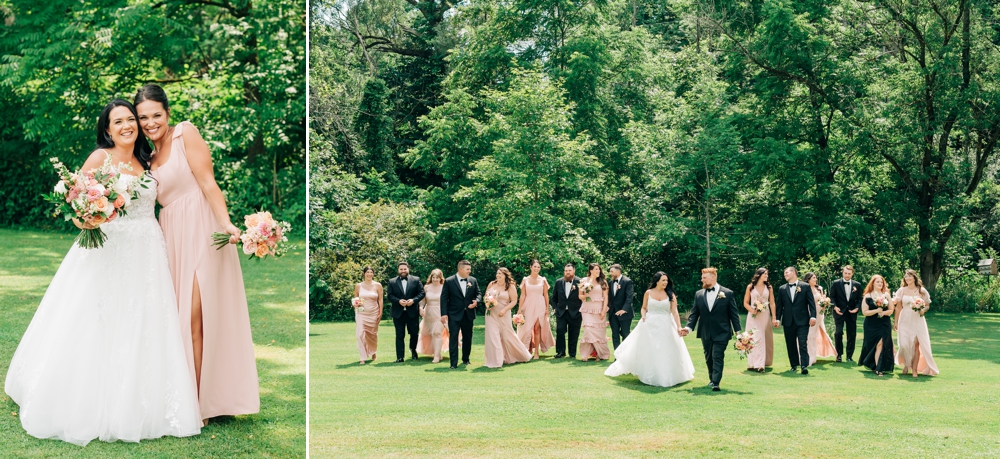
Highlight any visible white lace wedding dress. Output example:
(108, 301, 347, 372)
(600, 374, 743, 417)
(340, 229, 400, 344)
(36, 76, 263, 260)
(5, 173, 201, 446)
(604, 297, 695, 387)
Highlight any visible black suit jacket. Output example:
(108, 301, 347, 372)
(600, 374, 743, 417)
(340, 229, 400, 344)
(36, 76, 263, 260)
(551, 277, 583, 319)
(829, 278, 862, 316)
(440, 274, 481, 321)
(607, 276, 635, 318)
(387, 275, 425, 319)
(775, 281, 817, 327)
(685, 286, 742, 342)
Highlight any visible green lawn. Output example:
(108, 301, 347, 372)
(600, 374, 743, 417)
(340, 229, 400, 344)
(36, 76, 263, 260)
(0, 229, 306, 459)
(310, 313, 1000, 458)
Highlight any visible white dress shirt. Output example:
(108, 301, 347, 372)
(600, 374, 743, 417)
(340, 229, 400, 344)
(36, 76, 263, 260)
(843, 279, 851, 300)
(401, 278, 408, 293)
(564, 279, 572, 298)
(458, 276, 467, 296)
(788, 282, 797, 302)
(706, 283, 720, 311)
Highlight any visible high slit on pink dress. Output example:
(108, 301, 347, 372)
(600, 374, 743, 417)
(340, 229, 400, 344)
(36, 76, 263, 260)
(516, 278, 555, 354)
(152, 121, 260, 419)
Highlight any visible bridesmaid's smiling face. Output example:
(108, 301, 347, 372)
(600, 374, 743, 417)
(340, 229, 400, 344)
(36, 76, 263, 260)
(363, 269, 374, 281)
(808, 277, 817, 288)
(530, 262, 541, 275)
(495, 270, 505, 284)
(136, 100, 170, 142)
(589, 265, 601, 278)
(903, 273, 916, 287)
(107, 106, 138, 147)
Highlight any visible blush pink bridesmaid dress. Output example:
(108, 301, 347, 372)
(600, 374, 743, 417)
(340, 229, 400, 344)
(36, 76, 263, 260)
(152, 121, 260, 419)
(483, 286, 531, 368)
(744, 286, 774, 370)
(578, 282, 610, 361)
(416, 283, 444, 360)
(516, 277, 555, 355)
(806, 287, 837, 365)
(355, 284, 381, 361)
(894, 288, 939, 376)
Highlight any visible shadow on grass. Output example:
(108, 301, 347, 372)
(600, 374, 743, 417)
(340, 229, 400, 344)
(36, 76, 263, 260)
(607, 375, 694, 394)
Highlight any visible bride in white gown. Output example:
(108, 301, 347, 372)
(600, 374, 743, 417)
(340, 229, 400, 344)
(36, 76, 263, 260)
(605, 272, 695, 387)
(4, 100, 201, 446)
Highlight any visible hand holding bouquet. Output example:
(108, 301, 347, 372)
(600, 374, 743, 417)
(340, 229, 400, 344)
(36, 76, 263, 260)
(733, 329, 757, 360)
(910, 298, 926, 314)
(43, 156, 145, 249)
(351, 296, 366, 312)
(512, 314, 525, 326)
(874, 296, 892, 313)
(818, 298, 832, 312)
(578, 280, 594, 302)
(213, 211, 292, 260)
(751, 300, 768, 318)
(484, 291, 498, 313)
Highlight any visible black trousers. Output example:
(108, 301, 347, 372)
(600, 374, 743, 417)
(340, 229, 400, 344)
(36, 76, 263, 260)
(555, 313, 582, 357)
(784, 324, 811, 369)
(609, 314, 632, 349)
(393, 314, 420, 360)
(447, 315, 474, 367)
(833, 313, 858, 359)
(701, 339, 728, 385)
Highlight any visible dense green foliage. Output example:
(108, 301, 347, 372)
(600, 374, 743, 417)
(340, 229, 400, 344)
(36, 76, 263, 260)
(0, 0, 306, 232)
(309, 0, 1000, 319)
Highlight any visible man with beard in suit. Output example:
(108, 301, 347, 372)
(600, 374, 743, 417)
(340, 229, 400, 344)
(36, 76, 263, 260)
(439, 260, 481, 369)
(551, 263, 583, 358)
(387, 262, 425, 362)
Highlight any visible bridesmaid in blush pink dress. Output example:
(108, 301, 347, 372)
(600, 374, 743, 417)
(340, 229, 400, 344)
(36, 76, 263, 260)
(354, 267, 383, 364)
(517, 259, 555, 359)
(804, 273, 837, 365)
(483, 268, 531, 368)
(893, 269, 939, 377)
(578, 263, 610, 361)
(417, 269, 446, 363)
(136, 84, 259, 422)
(742, 268, 775, 372)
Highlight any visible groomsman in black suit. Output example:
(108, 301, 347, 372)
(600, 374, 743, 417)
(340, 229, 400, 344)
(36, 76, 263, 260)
(774, 266, 817, 374)
(439, 260, 481, 369)
(829, 265, 862, 362)
(387, 262, 426, 362)
(680, 267, 742, 391)
(551, 263, 582, 358)
(607, 264, 635, 350)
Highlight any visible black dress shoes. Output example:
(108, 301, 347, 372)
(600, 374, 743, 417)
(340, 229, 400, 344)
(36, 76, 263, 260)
(450, 365, 458, 369)
(847, 358, 855, 362)
(836, 357, 842, 363)
(462, 360, 471, 365)
(411, 350, 419, 360)
(801, 368, 809, 375)
(395, 358, 405, 363)
(712, 385, 720, 392)
(554, 353, 566, 358)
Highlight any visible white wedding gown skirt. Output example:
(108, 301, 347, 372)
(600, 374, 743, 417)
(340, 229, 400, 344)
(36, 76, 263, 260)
(605, 298, 695, 387)
(5, 175, 201, 446)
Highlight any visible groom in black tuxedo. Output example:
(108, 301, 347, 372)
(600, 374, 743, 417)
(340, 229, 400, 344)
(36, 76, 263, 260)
(439, 260, 481, 369)
(680, 267, 741, 391)
(607, 264, 635, 350)
(387, 262, 425, 362)
(551, 263, 582, 358)
(774, 266, 817, 374)
(829, 265, 862, 362)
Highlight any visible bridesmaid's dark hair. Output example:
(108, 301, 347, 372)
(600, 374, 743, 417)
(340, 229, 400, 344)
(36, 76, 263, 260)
(96, 99, 153, 171)
(133, 83, 170, 111)
(587, 263, 608, 291)
(529, 259, 541, 268)
(750, 267, 770, 289)
(647, 271, 676, 301)
(361, 266, 375, 278)
(802, 272, 816, 284)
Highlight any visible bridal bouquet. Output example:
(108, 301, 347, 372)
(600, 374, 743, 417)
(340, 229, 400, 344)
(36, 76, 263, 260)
(351, 296, 365, 312)
(512, 314, 525, 326)
(212, 211, 292, 260)
(578, 280, 594, 302)
(910, 298, 925, 314)
(43, 156, 145, 249)
(818, 298, 832, 312)
(733, 329, 757, 360)
(751, 300, 768, 318)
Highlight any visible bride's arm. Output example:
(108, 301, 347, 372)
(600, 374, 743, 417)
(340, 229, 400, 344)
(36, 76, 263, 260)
(640, 291, 649, 322)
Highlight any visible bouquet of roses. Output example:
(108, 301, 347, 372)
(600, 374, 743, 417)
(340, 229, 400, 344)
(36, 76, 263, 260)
(733, 329, 758, 360)
(43, 156, 145, 249)
(910, 297, 925, 314)
(212, 211, 292, 260)
(874, 295, 892, 312)
(351, 296, 365, 312)
(578, 280, 595, 302)
(751, 300, 768, 318)
(818, 298, 832, 312)
(512, 314, 525, 326)
(484, 291, 498, 313)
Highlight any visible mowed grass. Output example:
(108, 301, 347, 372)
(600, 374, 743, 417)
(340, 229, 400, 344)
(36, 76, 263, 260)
(0, 229, 306, 459)
(311, 312, 1000, 458)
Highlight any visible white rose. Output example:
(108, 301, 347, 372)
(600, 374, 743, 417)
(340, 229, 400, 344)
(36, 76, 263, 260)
(120, 192, 132, 208)
(54, 181, 68, 194)
(112, 176, 130, 195)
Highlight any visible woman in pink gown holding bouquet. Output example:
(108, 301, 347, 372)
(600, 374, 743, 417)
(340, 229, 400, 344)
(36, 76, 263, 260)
(804, 272, 837, 365)
(483, 268, 531, 368)
(136, 84, 259, 423)
(517, 259, 555, 359)
(578, 263, 610, 361)
(742, 268, 775, 372)
(417, 269, 446, 363)
(893, 270, 939, 377)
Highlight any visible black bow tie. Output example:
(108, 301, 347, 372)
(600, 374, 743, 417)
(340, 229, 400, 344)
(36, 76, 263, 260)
(459, 278, 467, 283)
(706, 287, 716, 292)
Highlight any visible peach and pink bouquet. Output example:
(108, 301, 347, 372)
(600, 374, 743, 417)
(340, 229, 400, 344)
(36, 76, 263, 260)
(909, 297, 926, 314)
(874, 295, 892, 311)
(43, 156, 146, 249)
(578, 280, 595, 302)
(733, 329, 758, 360)
(751, 300, 768, 318)
(484, 292, 498, 312)
(512, 314, 525, 326)
(213, 211, 292, 259)
(818, 298, 832, 312)
(351, 296, 366, 312)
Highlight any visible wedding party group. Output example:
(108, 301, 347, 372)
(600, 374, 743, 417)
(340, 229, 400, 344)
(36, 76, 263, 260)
(351, 261, 940, 390)
(4, 85, 260, 446)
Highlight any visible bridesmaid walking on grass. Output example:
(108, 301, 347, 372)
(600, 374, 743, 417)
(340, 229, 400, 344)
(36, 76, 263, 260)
(859, 275, 895, 376)
(483, 268, 531, 368)
(136, 84, 259, 423)
(893, 270, 939, 377)
(804, 273, 837, 365)
(353, 267, 383, 365)
(517, 259, 555, 359)
(742, 268, 775, 372)
(578, 263, 610, 361)
(417, 269, 447, 363)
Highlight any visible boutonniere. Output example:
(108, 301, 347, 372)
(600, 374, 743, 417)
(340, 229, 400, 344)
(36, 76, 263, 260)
(718, 292, 727, 299)
(795, 286, 801, 293)
(852, 286, 858, 293)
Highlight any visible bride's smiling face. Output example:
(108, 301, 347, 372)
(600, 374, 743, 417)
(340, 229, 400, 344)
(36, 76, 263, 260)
(107, 106, 138, 147)
(136, 100, 170, 142)
(657, 276, 668, 289)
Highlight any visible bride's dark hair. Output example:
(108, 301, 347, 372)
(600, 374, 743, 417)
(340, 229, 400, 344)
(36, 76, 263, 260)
(647, 271, 676, 301)
(96, 99, 152, 171)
